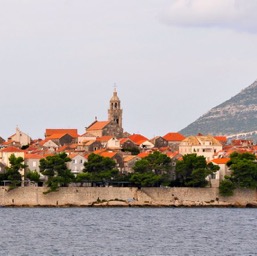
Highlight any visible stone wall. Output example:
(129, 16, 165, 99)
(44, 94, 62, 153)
(0, 186, 256, 207)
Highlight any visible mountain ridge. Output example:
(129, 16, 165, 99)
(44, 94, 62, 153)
(179, 80, 257, 137)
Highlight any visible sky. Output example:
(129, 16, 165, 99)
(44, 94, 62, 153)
(1, 0, 257, 140)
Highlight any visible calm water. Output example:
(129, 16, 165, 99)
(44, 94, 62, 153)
(0, 207, 256, 256)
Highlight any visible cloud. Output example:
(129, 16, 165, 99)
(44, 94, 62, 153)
(160, 0, 257, 33)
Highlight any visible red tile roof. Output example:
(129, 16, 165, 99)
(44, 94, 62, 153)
(119, 138, 130, 144)
(47, 133, 69, 139)
(93, 149, 106, 154)
(1, 146, 23, 153)
(129, 134, 148, 144)
(100, 151, 117, 158)
(137, 152, 150, 158)
(96, 136, 113, 142)
(25, 154, 44, 160)
(87, 121, 110, 131)
(45, 129, 78, 138)
(163, 132, 185, 142)
(214, 136, 227, 143)
(212, 158, 230, 165)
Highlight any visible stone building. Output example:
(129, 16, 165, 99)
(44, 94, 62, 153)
(8, 127, 32, 147)
(150, 136, 168, 148)
(85, 89, 124, 138)
(108, 88, 123, 128)
(179, 135, 223, 161)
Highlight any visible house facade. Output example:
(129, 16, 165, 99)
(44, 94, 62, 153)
(179, 135, 223, 161)
(150, 136, 168, 148)
(67, 154, 87, 175)
(24, 154, 44, 173)
(8, 127, 32, 147)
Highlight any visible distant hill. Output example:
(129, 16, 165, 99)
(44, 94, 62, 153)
(180, 80, 257, 138)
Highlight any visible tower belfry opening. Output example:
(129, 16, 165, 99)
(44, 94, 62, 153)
(108, 87, 123, 128)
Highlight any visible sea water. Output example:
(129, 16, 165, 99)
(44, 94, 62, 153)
(0, 207, 256, 256)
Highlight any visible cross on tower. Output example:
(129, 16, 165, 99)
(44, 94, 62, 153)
(113, 83, 117, 92)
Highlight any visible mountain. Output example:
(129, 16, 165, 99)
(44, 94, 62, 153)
(180, 80, 257, 137)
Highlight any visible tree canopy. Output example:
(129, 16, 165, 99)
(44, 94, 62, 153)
(39, 153, 74, 192)
(130, 151, 172, 187)
(82, 153, 119, 184)
(5, 154, 27, 188)
(175, 154, 219, 187)
(219, 152, 257, 196)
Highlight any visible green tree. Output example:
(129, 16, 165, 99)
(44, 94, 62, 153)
(39, 153, 75, 193)
(130, 172, 161, 187)
(175, 154, 219, 187)
(5, 154, 27, 188)
(26, 170, 40, 183)
(83, 153, 119, 184)
(134, 151, 171, 174)
(222, 152, 257, 194)
(219, 178, 236, 197)
(131, 151, 172, 187)
(122, 147, 140, 155)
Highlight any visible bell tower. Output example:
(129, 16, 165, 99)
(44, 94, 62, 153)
(108, 87, 123, 128)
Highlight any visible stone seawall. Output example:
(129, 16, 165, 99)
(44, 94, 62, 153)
(0, 186, 257, 207)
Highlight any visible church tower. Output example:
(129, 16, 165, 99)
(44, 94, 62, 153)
(108, 88, 123, 128)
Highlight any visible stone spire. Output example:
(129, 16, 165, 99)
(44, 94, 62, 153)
(108, 88, 123, 128)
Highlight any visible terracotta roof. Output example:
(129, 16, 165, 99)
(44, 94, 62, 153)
(69, 153, 80, 159)
(1, 146, 23, 153)
(56, 145, 68, 152)
(212, 158, 230, 165)
(2, 141, 14, 146)
(163, 132, 185, 142)
(123, 155, 138, 162)
(137, 139, 149, 145)
(159, 147, 170, 152)
(84, 140, 97, 146)
(129, 134, 148, 144)
(87, 121, 110, 131)
(47, 133, 70, 140)
(25, 154, 44, 160)
(214, 136, 227, 143)
(166, 151, 180, 158)
(181, 135, 222, 146)
(100, 151, 117, 158)
(96, 136, 113, 142)
(45, 129, 78, 138)
(137, 152, 150, 158)
(119, 138, 129, 144)
(39, 140, 47, 146)
(79, 132, 96, 137)
(93, 149, 106, 154)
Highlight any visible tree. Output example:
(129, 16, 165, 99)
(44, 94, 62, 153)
(130, 151, 172, 187)
(130, 172, 161, 187)
(220, 152, 257, 196)
(219, 178, 236, 197)
(83, 153, 119, 184)
(26, 170, 40, 183)
(175, 154, 219, 187)
(5, 154, 27, 189)
(134, 151, 171, 174)
(39, 153, 75, 193)
(122, 147, 140, 155)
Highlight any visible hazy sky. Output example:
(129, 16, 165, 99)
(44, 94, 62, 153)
(1, 0, 257, 140)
